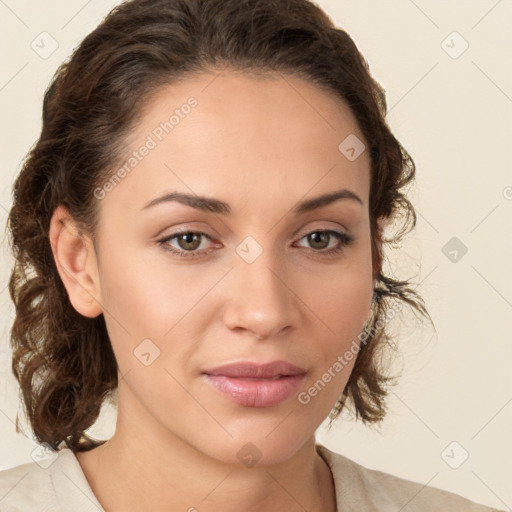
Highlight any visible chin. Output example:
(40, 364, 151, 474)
(191, 423, 315, 468)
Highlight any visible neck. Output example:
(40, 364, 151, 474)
(76, 423, 336, 512)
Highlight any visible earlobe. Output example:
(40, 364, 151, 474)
(48, 205, 103, 318)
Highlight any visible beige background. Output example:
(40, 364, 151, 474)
(1, 1, 511, 510)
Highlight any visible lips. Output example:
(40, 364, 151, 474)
(202, 360, 307, 408)
(203, 360, 306, 379)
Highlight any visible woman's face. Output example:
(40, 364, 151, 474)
(89, 70, 375, 465)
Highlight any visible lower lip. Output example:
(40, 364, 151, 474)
(203, 374, 306, 408)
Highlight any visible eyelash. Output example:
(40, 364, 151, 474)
(157, 229, 354, 259)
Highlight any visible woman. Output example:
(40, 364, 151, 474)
(0, 0, 504, 510)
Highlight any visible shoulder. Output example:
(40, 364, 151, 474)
(0, 448, 103, 512)
(0, 456, 56, 512)
(316, 444, 504, 512)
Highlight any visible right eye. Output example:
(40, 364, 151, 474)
(157, 231, 217, 258)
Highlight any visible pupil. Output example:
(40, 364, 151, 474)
(180, 233, 200, 250)
(310, 232, 328, 249)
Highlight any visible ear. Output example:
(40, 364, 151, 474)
(48, 205, 103, 318)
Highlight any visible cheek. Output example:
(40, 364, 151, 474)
(296, 257, 373, 418)
(297, 241, 373, 411)
(306, 244, 374, 341)
(320, 272, 373, 344)
(94, 245, 168, 365)
(96, 246, 214, 369)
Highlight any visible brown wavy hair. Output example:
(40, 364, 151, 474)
(6, 0, 431, 453)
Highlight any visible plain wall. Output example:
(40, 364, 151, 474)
(1, 1, 511, 510)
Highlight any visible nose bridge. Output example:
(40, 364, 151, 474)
(224, 238, 299, 339)
(240, 247, 284, 299)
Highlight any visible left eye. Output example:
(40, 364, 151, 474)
(294, 230, 353, 253)
(157, 229, 354, 259)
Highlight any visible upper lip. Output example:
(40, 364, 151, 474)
(202, 360, 307, 379)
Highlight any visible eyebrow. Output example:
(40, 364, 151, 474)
(140, 188, 363, 215)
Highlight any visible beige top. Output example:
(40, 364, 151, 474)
(0, 443, 503, 511)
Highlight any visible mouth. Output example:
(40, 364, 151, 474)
(201, 360, 307, 408)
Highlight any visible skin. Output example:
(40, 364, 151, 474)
(49, 69, 379, 512)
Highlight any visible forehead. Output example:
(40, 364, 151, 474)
(135, 69, 366, 147)
(99, 69, 370, 219)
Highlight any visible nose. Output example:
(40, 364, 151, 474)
(222, 249, 301, 342)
